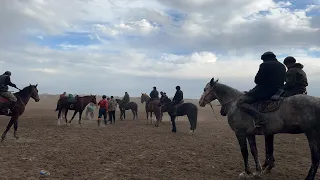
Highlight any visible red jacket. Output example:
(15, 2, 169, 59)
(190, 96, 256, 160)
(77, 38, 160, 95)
(98, 99, 108, 110)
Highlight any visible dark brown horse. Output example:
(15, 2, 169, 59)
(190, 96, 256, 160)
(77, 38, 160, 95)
(55, 95, 97, 126)
(0, 84, 40, 141)
(115, 99, 138, 120)
(161, 96, 198, 134)
(140, 93, 161, 126)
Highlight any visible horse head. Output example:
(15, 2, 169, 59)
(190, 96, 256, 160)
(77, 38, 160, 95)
(91, 95, 97, 104)
(28, 83, 40, 102)
(199, 77, 218, 107)
(140, 93, 149, 104)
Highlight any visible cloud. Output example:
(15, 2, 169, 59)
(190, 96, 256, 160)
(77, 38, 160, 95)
(0, 0, 320, 98)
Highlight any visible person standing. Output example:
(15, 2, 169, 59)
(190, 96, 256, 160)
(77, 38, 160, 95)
(85, 102, 96, 120)
(97, 95, 108, 126)
(108, 96, 117, 124)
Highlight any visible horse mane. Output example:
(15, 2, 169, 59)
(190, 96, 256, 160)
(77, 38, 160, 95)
(15, 85, 34, 96)
(214, 81, 243, 97)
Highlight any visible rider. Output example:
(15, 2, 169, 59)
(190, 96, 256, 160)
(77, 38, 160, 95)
(172, 86, 184, 115)
(149, 87, 159, 101)
(160, 91, 165, 103)
(283, 56, 308, 97)
(236, 52, 286, 129)
(0, 71, 18, 114)
(60, 92, 66, 99)
(120, 92, 130, 109)
(148, 87, 159, 108)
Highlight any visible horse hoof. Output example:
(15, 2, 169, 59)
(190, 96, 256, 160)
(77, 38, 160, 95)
(238, 172, 252, 180)
(171, 130, 177, 133)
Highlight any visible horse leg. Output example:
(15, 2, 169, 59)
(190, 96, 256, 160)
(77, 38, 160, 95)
(187, 112, 197, 135)
(123, 110, 126, 120)
(236, 133, 252, 179)
(13, 117, 19, 139)
(131, 110, 135, 120)
(247, 135, 262, 177)
(1, 116, 16, 141)
(64, 109, 69, 124)
(136, 110, 138, 120)
(57, 109, 61, 125)
(171, 116, 177, 133)
(68, 110, 78, 126)
(263, 135, 275, 174)
(78, 110, 83, 126)
(305, 131, 320, 180)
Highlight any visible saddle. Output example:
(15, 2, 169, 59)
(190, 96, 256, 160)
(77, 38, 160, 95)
(253, 90, 284, 113)
(174, 100, 184, 108)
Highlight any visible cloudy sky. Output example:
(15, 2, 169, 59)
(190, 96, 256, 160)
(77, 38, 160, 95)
(1, 0, 320, 98)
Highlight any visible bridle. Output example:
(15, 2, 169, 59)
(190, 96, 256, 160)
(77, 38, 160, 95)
(202, 83, 239, 121)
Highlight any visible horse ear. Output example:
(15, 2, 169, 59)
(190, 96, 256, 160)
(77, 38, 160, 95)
(210, 78, 215, 86)
(35, 83, 38, 87)
(215, 78, 219, 84)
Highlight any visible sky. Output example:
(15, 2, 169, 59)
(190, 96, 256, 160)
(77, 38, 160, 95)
(1, 0, 320, 98)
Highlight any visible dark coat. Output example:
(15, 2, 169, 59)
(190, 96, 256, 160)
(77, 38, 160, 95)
(149, 90, 159, 99)
(284, 63, 308, 95)
(0, 75, 16, 92)
(247, 60, 286, 100)
(173, 90, 183, 103)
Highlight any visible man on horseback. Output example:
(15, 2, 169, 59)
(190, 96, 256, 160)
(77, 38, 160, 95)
(120, 92, 130, 110)
(172, 86, 184, 115)
(0, 71, 18, 115)
(60, 92, 66, 99)
(149, 87, 159, 101)
(148, 87, 159, 108)
(160, 91, 165, 103)
(236, 52, 286, 129)
(283, 56, 308, 97)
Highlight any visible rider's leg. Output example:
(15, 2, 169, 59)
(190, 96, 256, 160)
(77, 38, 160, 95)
(237, 95, 266, 127)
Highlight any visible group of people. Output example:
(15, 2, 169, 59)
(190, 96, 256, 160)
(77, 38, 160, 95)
(0, 53, 309, 127)
(237, 52, 308, 130)
(148, 86, 184, 115)
(96, 95, 117, 126)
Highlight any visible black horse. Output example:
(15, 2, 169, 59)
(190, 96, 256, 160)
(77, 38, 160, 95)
(115, 99, 138, 120)
(161, 96, 198, 134)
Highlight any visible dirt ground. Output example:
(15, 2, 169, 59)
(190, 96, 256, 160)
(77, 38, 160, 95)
(0, 95, 316, 180)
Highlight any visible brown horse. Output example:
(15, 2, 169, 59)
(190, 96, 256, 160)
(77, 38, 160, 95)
(140, 93, 161, 126)
(115, 99, 138, 120)
(55, 95, 97, 126)
(0, 84, 40, 141)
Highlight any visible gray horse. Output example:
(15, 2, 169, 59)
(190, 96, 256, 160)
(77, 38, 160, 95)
(199, 78, 320, 180)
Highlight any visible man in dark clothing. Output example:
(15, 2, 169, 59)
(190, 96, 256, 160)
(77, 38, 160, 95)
(160, 91, 165, 103)
(236, 52, 286, 128)
(0, 71, 18, 114)
(120, 92, 130, 110)
(283, 56, 308, 97)
(172, 86, 184, 115)
(149, 87, 159, 101)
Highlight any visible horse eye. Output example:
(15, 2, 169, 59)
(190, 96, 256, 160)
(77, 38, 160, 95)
(204, 88, 206, 91)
